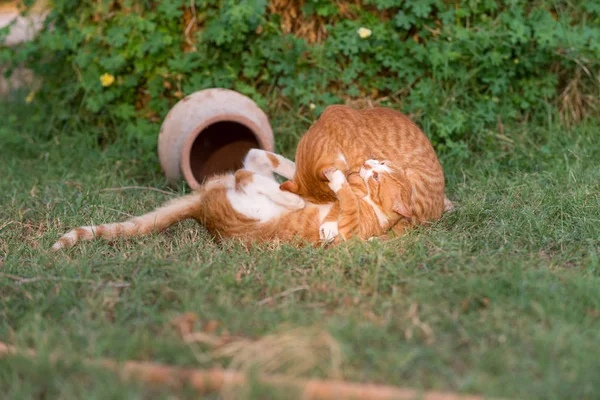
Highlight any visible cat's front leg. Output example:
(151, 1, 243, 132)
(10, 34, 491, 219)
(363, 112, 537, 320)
(322, 168, 360, 240)
(250, 173, 305, 211)
(243, 149, 296, 180)
(323, 168, 347, 193)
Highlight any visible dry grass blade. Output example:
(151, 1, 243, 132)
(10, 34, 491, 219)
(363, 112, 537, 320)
(256, 285, 309, 305)
(184, 331, 226, 347)
(559, 68, 600, 127)
(170, 312, 199, 337)
(267, 0, 356, 44)
(209, 326, 342, 399)
(0, 273, 130, 288)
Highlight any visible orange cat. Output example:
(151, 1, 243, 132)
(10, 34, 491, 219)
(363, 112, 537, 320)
(52, 149, 335, 250)
(281, 105, 451, 235)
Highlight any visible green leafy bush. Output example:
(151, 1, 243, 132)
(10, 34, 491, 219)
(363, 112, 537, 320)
(3, 0, 599, 155)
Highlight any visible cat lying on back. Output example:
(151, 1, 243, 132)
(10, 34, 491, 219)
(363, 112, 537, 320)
(281, 105, 453, 235)
(53, 150, 321, 249)
(52, 150, 418, 250)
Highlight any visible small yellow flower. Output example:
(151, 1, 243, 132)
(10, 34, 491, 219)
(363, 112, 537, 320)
(513, 58, 519, 64)
(25, 91, 36, 104)
(100, 73, 115, 87)
(309, 103, 316, 110)
(357, 27, 372, 39)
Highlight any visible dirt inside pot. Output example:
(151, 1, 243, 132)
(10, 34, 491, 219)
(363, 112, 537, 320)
(188, 121, 261, 183)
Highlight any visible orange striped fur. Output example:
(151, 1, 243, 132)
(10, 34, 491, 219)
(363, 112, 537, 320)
(282, 105, 452, 237)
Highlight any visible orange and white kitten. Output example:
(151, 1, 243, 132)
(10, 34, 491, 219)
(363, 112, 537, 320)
(52, 149, 338, 250)
(281, 105, 452, 235)
(317, 159, 414, 242)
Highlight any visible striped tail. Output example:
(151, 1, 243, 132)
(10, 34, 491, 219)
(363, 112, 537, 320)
(52, 192, 202, 250)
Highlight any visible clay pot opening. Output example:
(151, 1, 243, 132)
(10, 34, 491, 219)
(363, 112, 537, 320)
(181, 117, 267, 188)
(159, 89, 274, 188)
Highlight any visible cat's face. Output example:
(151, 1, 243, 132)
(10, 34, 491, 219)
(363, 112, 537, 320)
(359, 159, 413, 220)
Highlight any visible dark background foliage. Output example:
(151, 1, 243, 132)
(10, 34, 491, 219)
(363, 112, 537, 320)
(2, 0, 599, 157)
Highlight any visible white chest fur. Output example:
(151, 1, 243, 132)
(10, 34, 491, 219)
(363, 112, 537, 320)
(310, 202, 335, 223)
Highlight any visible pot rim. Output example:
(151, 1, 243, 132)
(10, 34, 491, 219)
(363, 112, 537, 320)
(180, 114, 271, 189)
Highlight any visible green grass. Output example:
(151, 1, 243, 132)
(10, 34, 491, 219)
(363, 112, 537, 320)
(1, 99, 599, 399)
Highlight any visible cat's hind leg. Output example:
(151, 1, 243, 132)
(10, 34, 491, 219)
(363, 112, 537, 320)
(243, 149, 296, 180)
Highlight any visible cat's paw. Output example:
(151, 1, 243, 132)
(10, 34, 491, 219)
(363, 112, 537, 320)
(321, 167, 336, 181)
(279, 192, 306, 210)
(243, 149, 274, 177)
(326, 170, 346, 193)
(443, 196, 455, 213)
(319, 221, 339, 243)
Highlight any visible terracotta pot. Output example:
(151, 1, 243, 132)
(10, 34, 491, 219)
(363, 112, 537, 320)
(158, 88, 274, 189)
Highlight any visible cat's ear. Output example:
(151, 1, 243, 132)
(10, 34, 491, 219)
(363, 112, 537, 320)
(392, 200, 412, 219)
(279, 180, 299, 194)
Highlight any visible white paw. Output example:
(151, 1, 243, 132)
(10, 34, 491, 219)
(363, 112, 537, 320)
(322, 167, 336, 181)
(243, 149, 273, 177)
(319, 221, 339, 242)
(443, 196, 455, 212)
(327, 170, 346, 193)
